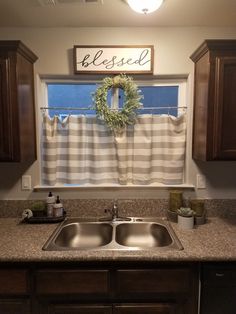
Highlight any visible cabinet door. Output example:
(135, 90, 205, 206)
(191, 40, 236, 160)
(40, 303, 112, 314)
(0, 269, 30, 313)
(192, 50, 211, 160)
(0, 299, 30, 314)
(214, 56, 236, 159)
(0, 41, 37, 162)
(114, 303, 176, 314)
(115, 269, 191, 298)
(35, 269, 109, 296)
(0, 56, 14, 161)
(0, 269, 29, 294)
(115, 267, 198, 314)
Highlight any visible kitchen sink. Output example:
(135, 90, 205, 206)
(53, 222, 113, 249)
(115, 222, 173, 248)
(43, 218, 183, 251)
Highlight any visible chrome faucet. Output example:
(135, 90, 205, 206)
(101, 200, 131, 222)
(105, 201, 119, 221)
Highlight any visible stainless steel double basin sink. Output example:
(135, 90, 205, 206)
(43, 217, 183, 251)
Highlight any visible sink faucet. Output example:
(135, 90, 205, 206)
(101, 200, 131, 222)
(105, 200, 119, 221)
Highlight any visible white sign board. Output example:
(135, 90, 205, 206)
(73, 45, 154, 74)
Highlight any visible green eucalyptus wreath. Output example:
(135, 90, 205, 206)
(94, 74, 142, 131)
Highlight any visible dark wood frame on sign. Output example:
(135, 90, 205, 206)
(73, 45, 154, 74)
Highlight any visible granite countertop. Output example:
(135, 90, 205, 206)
(0, 217, 235, 263)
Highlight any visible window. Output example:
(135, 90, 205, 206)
(137, 85, 178, 115)
(46, 80, 185, 118)
(41, 77, 187, 187)
(48, 83, 112, 118)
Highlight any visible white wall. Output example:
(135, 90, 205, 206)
(0, 26, 236, 200)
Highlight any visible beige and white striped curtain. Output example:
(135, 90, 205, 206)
(42, 114, 186, 186)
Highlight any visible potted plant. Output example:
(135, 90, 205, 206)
(177, 207, 195, 230)
(30, 201, 46, 217)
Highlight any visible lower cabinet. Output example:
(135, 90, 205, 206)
(0, 299, 30, 314)
(34, 264, 198, 314)
(0, 263, 198, 314)
(0, 268, 31, 314)
(3, 262, 236, 314)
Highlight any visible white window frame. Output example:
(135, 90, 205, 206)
(36, 75, 192, 190)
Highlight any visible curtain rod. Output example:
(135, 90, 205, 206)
(40, 106, 187, 111)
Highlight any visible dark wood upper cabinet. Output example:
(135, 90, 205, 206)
(190, 40, 236, 161)
(0, 40, 38, 162)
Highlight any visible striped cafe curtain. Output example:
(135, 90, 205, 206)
(42, 114, 186, 186)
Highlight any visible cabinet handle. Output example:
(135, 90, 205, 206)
(215, 273, 224, 277)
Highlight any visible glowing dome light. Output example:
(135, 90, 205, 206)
(127, 0, 164, 14)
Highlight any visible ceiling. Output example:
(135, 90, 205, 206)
(0, 0, 236, 28)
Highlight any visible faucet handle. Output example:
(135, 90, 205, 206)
(104, 208, 111, 214)
(113, 200, 119, 216)
(113, 199, 118, 208)
(103, 200, 119, 221)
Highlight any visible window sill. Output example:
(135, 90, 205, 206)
(33, 183, 195, 192)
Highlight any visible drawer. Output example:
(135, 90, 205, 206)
(46, 304, 112, 314)
(0, 299, 30, 314)
(114, 303, 176, 314)
(0, 269, 29, 294)
(35, 269, 110, 295)
(115, 268, 191, 297)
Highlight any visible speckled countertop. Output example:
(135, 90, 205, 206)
(0, 216, 235, 263)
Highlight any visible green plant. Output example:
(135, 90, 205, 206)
(94, 74, 142, 131)
(177, 207, 195, 217)
(31, 201, 45, 212)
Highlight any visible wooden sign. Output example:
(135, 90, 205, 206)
(73, 45, 154, 74)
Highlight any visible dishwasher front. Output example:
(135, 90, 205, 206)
(200, 263, 236, 314)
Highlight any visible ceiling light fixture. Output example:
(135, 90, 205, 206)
(127, 0, 164, 14)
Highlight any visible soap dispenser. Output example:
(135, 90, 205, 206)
(53, 195, 64, 217)
(46, 191, 55, 217)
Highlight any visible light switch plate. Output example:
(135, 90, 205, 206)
(22, 175, 32, 190)
(196, 174, 206, 189)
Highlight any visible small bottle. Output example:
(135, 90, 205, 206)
(53, 195, 64, 217)
(46, 192, 55, 217)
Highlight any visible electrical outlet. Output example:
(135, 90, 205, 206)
(196, 174, 206, 189)
(22, 175, 32, 190)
